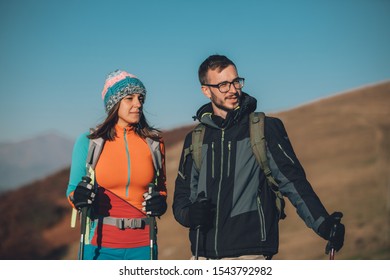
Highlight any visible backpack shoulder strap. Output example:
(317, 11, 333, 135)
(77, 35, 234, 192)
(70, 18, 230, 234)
(249, 112, 286, 219)
(86, 137, 105, 180)
(179, 123, 205, 179)
(191, 123, 206, 171)
(146, 137, 165, 187)
(146, 138, 163, 172)
(249, 112, 278, 186)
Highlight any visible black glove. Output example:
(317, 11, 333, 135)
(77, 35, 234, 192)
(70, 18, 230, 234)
(188, 192, 211, 230)
(318, 212, 345, 253)
(143, 190, 167, 217)
(72, 176, 96, 210)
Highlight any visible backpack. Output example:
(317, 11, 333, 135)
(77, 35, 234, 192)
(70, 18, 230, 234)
(86, 136, 164, 180)
(71, 134, 164, 231)
(187, 112, 286, 220)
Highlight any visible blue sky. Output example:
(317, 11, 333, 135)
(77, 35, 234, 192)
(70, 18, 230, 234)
(0, 0, 389, 142)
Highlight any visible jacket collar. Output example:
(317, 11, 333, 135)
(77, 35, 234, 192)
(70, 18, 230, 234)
(194, 92, 257, 129)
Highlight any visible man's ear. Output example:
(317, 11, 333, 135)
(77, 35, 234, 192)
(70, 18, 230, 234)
(201, 86, 211, 99)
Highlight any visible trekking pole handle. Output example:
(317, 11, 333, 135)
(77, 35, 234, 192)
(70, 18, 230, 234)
(327, 214, 342, 260)
(329, 222, 339, 260)
(148, 184, 154, 195)
(78, 176, 92, 260)
(194, 193, 208, 260)
(78, 176, 93, 238)
(147, 183, 156, 260)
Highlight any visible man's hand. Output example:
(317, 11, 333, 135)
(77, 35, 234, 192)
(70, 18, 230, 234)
(189, 192, 211, 229)
(319, 212, 345, 252)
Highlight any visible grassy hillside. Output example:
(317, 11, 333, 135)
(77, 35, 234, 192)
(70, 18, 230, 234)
(273, 81, 390, 259)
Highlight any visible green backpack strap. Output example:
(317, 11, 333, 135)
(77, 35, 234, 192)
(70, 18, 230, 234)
(249, 112, 286, 220)
(179, 123, 205, 179)
(191, 123, 205, 171)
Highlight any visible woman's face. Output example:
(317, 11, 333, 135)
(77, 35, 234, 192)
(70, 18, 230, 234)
(117, 93, 144, 126)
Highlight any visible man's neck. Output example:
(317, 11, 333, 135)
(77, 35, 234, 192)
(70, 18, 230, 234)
(211, 104, 228, 119)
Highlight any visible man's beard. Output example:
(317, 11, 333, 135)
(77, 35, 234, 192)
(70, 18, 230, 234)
(213, 92, 241, 112)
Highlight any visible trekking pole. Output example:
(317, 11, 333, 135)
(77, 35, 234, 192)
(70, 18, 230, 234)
(148, 184, 156, 260)
(194, 193, 208, 260)
(195, 225, 202, 260)
(325, 213, 343, 260)
(78, 176, 92, 260)
(79, 207, 88, 260)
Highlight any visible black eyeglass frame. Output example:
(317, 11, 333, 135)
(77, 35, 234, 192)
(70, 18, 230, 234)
(202, 77, 245, 93)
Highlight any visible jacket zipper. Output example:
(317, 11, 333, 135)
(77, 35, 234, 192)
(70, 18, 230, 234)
(211, 142, 215, 178)
(124, 129, 131, 197)
(256, 196, 267, 241)
(214, 129, 225, 257)
(227, 141, 231, 177)
(278, 143, 295, 164)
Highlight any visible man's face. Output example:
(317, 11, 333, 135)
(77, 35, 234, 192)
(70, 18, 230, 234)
(201, 65, 241, 119)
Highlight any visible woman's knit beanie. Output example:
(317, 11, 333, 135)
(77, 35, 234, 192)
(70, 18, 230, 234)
(101, 69, 146, 113)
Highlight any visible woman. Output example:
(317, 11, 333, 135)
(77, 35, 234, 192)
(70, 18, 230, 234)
(67, 69, 167, 260)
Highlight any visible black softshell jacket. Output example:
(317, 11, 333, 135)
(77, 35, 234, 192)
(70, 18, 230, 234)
(173, 93, 329, 258)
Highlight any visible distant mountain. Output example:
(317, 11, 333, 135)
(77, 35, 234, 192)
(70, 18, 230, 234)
(0, 81, 389, 260)
(0, 132, 74, 193)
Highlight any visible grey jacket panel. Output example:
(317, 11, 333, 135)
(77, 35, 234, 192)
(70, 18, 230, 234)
(267, 147, 325, 232)
(231, 138, 260, 217)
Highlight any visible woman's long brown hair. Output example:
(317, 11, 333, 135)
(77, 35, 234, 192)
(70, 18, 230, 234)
(88, 102, 161, 142)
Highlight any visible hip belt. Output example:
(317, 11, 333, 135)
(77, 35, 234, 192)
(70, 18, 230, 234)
(95, 216, 153, 230)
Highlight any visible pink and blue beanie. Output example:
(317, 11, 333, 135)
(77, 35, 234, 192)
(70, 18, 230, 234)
(101, 69, 146, 113)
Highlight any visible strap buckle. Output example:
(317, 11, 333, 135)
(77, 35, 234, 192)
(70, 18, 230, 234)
(116, 218, 125, 230)
(115, 218, 143, 230)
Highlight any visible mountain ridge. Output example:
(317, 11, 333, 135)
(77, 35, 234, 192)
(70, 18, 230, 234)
(0, 131, 74, 192)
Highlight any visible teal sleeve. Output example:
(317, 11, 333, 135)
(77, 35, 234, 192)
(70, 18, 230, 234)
(66, 132, 90, 198)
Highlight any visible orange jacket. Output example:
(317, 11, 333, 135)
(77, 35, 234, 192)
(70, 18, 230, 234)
(67, 124, 166, 248)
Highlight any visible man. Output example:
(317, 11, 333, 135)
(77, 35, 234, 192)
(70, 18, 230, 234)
(172, 54, 345, 260)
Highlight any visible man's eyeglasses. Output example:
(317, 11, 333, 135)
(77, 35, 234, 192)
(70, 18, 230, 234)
(202, 77, 245, 93)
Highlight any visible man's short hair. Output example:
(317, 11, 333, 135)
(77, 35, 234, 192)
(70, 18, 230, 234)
(198, 55, 236, 85)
